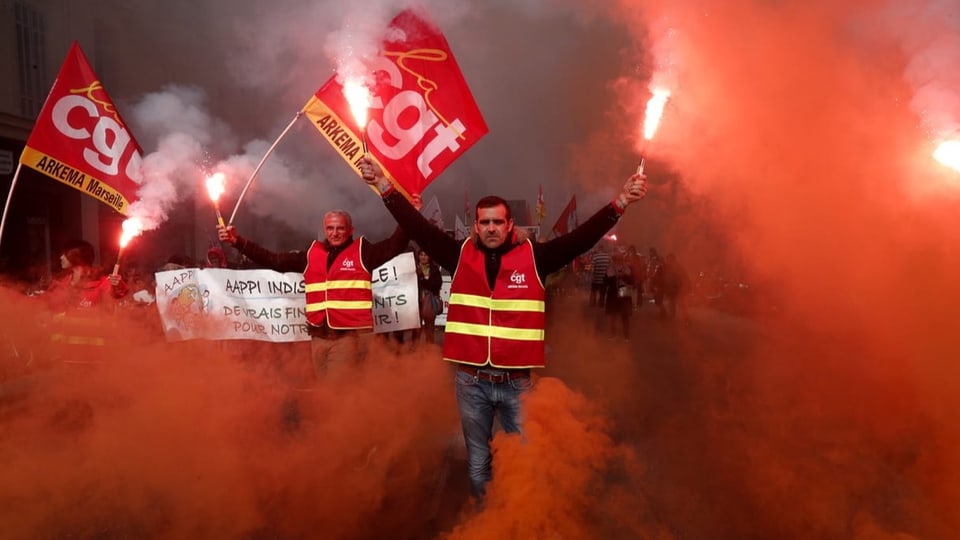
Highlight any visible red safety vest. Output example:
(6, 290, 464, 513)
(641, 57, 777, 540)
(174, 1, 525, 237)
(47, 276, 119, 358)
(303, 240, 373, 330)
(443, 240, 546, 368)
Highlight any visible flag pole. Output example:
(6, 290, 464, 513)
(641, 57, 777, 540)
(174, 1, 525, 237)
(0, 163, 24, 250)
(228, 111, 303, 225)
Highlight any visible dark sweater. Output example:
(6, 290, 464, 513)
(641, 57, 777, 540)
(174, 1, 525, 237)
(382, 191, 622, 289)
(232, 227, 408, 274)
(417, 260, 443, 296)
(231, 227, 409, 336)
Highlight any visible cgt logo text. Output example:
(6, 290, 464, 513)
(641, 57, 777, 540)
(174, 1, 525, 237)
(508, 270, 527, 289)
(341, 259, 356, 270)
(51, 90, 142, 183)
(364, 55, 468, 179)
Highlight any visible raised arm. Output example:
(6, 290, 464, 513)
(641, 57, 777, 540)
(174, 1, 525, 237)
(217, 225, 307, 272)
(359, 157, 462, 272)
(362, 225, 411, 270)
(533, 170, 648, 277)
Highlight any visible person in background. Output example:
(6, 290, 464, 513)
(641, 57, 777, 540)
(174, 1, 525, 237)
(625, 244, 647, 310)
(661, 253, 692, 322)
(39, 239, 129, 361)
(647, 247, 666, 319)
(205, 246, 228, 268)
(588, 243, 612, 309)
(604, 249, 635, 341)
(44, 239, 128, 312)
(411, 248, 443, 346)
(359, 155, 650, 503)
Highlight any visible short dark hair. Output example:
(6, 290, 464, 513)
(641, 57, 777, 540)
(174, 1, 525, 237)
(62, 239, 95, 267)
(475, 196, 511, 221)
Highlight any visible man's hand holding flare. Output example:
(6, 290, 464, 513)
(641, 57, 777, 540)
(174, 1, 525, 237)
(217, 224, 238, 245)
(614, 171, 648, 212)
(360, 156, 392, 195)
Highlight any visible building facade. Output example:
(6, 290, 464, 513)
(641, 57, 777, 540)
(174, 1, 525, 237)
(0, 0, 201, 282)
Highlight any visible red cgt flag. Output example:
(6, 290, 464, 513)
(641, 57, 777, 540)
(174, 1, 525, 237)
(551, 195, 578, 238)
(19, 42, 143, 215)
(303, 9, 488, 199)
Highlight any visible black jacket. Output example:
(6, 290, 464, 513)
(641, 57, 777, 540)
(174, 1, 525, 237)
(381, 191, 623, 289)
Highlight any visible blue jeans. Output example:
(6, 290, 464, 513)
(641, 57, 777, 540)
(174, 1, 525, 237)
(454, 367, 533, 499)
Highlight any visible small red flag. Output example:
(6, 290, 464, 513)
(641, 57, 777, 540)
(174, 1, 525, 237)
(551, 195, 578, 237)
(19, 42, 143, 215)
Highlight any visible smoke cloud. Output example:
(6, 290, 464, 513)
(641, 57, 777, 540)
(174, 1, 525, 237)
(5, 0, 960, 537)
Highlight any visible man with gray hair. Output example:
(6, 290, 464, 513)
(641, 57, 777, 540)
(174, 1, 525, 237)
(218, 206, 408, 378)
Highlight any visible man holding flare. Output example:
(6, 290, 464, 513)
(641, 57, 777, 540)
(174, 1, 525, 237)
(216, 176, 409, 379)
(357, 155, 648, 501)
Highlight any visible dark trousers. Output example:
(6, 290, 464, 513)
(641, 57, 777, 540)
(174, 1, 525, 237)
(589, 282, 606, 308)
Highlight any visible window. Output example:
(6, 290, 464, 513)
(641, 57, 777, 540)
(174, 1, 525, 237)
(15, 1, 48, 118)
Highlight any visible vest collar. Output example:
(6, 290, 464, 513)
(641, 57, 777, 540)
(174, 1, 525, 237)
(472, 235, 518, 256)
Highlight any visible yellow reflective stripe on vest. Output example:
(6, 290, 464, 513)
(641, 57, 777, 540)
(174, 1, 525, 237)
(305, 282, 328, 293)
(50, 333, 106, 346)
(326, 300, 373, 309)
(445, 322, 544, 341)
(327, 280, 372, 290)
(448, 293, 545, 312)
(305, 301, 326, 312)
(306, 300, 372, 311)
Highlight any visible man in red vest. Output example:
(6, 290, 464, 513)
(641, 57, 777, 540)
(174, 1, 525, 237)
(41, 239, 130, 361)
(217, 209, 408, 378)
(358, 156, 648, 501)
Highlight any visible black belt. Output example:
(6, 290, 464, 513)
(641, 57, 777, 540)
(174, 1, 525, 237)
(458, 365, 530, 383)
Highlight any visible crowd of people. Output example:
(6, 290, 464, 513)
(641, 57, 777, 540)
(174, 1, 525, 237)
(5, 157, 651, 510)
(578, 242, 693, 340)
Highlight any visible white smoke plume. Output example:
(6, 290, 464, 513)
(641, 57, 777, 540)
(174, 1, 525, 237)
(126, 85, 234, 230)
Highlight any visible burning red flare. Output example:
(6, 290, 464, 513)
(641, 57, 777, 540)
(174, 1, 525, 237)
(205, 172, 226, 203)
(119, 217, 144, 249)
(114, 218, 143, 277)
(344, 79, 372, 131)
(934, 139, 960, 173)
(344, 77, 372, 154)
(643, 87, 671, 141)
(637, 86, 671, 175)
(205, 172, 228, 227)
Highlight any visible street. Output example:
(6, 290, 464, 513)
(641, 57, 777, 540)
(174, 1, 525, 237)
(0, 289, 953, 539)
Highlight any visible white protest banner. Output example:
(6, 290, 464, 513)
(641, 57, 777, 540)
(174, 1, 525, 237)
(155, 267, 309, 342)
(371, 252, 421, 334)
(435, 273, 452, 327)
(155, 255, 421, 342)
